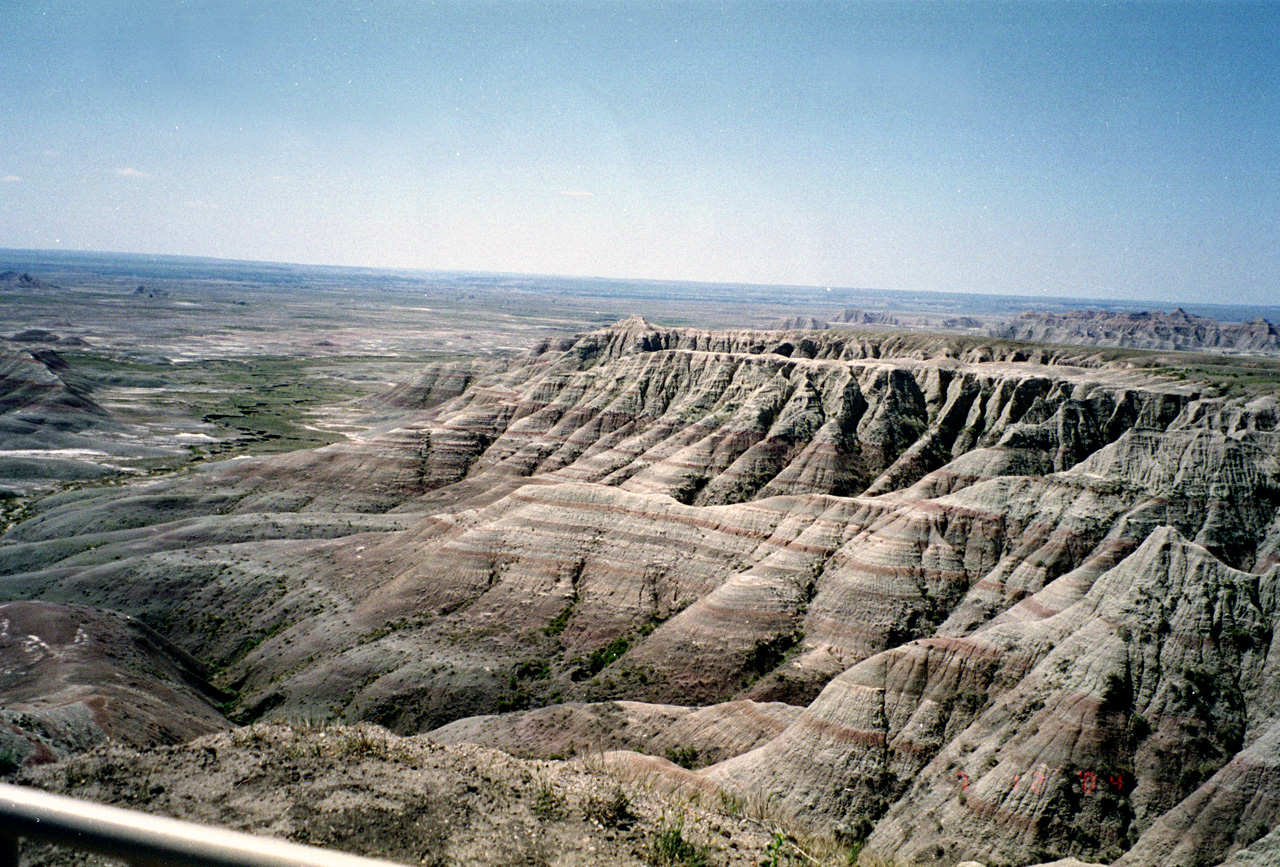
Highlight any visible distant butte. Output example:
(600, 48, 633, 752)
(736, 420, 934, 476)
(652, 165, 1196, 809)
(0, 271, 59, 291)
(132, 284, 171, 298)
(989, 307, 1280, 354)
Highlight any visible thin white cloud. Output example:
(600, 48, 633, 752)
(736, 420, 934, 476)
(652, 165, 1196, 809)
(1, 175, 20, 183)
(559, 190, 595, 197)
(184, 199, 220, 210)
(115, 167, 153, 179)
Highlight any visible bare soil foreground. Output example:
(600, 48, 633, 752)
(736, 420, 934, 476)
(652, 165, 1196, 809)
(4, 253, 1280, 867)
(16, 722, 792, 867)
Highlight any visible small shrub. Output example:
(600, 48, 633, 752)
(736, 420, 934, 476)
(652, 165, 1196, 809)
(665, 745, 699, 769)
(1100, 671, 1131, 712)
(834, 817, 872, 850)
(762, 832, 792, 867)
(513, 658, 551, 680)
(588, 635, 631, 674)
(1179, 761, 1221, 794)
(1220, 719, 1245, 753)
(0, 746, 21, 776)
(746, 631, 802, 678)
(496, 691, 531, 713)
(544, 597, 576, 636)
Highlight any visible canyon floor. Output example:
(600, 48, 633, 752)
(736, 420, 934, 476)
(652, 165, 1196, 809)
(4, 254, 1280, 867)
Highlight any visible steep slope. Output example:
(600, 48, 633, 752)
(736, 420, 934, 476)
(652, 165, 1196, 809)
(708, 527, 1280, 865)
(0, 348, 176, 495)
(4, 323, 1224, 719)
(0, 348, 105, 438)
(0, 600, 232, 768)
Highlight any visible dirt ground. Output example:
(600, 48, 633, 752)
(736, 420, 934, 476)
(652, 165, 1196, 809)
(13, 722, 849, 867)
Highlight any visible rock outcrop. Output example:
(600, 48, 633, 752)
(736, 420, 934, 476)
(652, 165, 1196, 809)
(991, 309, 1280, 356)
(710, 527, 1280, 865)
(0, 272, 58, 291)
(0, 348, 102, 429)
(832, 308, 903, 327)
(772, 316, 829, 330)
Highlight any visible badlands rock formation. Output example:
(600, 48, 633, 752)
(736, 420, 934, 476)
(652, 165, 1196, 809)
(0, 348, 103, 432)
(0, 348, 178, 495)
(0, 348, 118, 492)
(0, 271, 59, 292)
(3, 318, 1280, 866)
(0, 600, 231, 764)
(832, 308, 904, 327)
(991, 309, 1280, 356)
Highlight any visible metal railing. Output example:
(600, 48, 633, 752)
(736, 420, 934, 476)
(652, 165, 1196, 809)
(0, 782, 407, 867)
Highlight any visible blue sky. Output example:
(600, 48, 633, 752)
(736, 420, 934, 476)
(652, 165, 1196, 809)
(1, 1, 1277, 304)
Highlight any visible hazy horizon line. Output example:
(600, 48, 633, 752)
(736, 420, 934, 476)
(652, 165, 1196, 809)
(7, 245, 1277, 319)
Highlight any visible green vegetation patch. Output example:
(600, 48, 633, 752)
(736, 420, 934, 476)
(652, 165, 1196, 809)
(586, 634, 633, 675)
(543, 594, 577, 636)
(1131, 353, 1280, 398)
(648, 814, 709, 867)
(169, 355, 376, 455)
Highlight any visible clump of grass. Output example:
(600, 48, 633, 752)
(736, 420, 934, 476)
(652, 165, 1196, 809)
(718, 790, 744, 818)
(582, 786, 632, 826)
(649, 814, 709, 867)
(231, 724, 273, 750)
(338, 726, 388, 759)
(531, 776, 566, 821)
